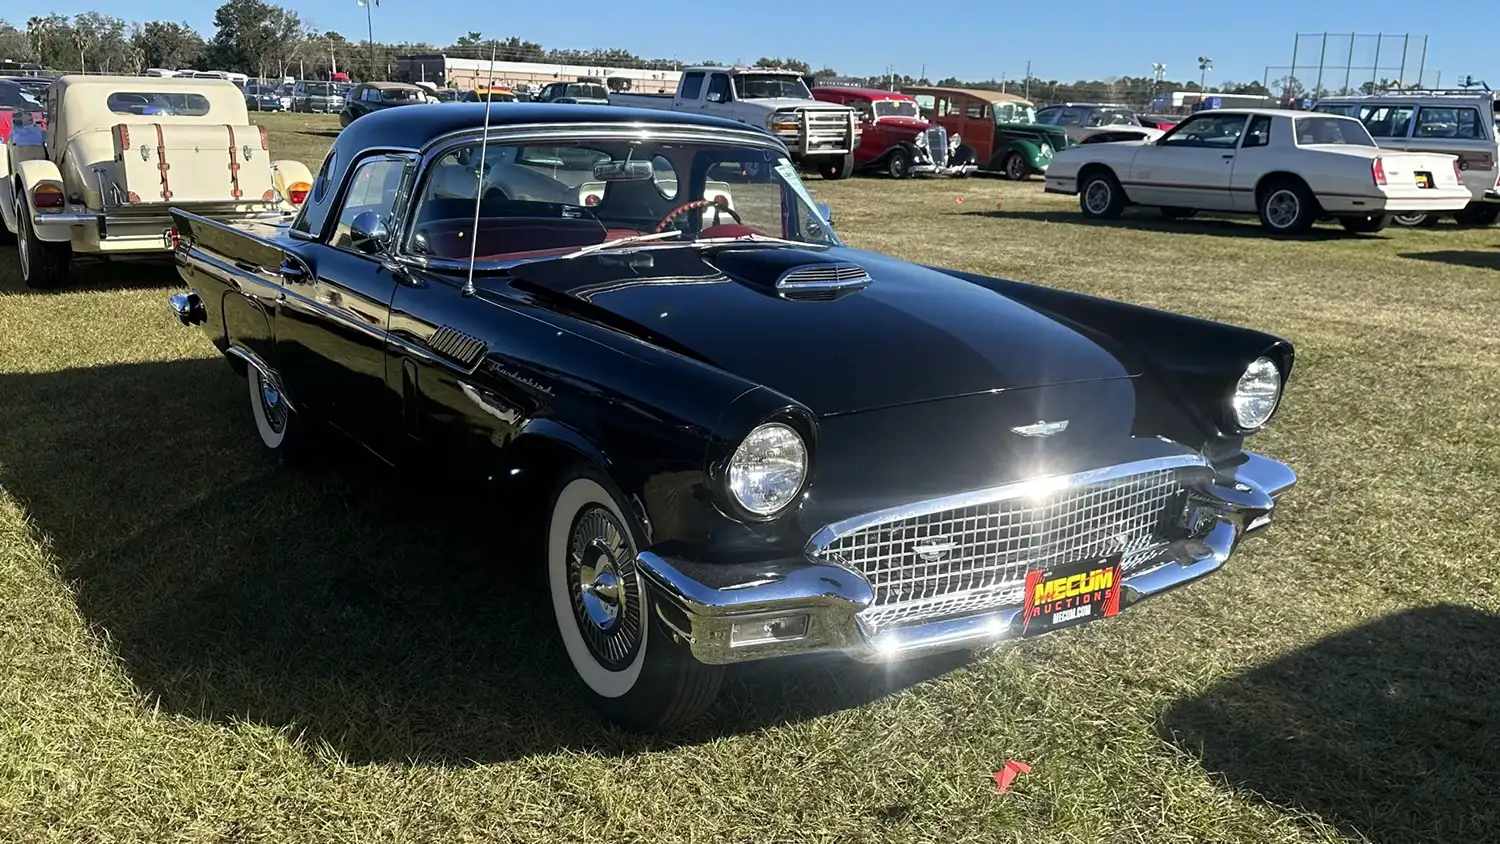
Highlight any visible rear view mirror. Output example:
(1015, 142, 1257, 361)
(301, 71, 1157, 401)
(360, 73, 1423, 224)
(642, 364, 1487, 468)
(592, 159, 654, 182)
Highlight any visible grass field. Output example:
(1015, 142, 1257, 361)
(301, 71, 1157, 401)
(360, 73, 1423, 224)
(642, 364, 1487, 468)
(2, 112, 1498, 843)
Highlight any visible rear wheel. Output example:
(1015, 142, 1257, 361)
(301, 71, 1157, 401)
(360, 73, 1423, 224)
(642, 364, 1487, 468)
(1392, 212, 1438, 228)
(1340, 213, 1391, 234)
(1078, 170, 1125, 219)
(1454, 205, 1500, 227)
(546, 467, 723, 732)
(15, 192, 71, 289)
(1257, 179, 1317, 234)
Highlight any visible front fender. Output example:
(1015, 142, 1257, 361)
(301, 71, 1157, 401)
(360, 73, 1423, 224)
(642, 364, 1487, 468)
(15, 159, 72, 242)
(271, 159, 314, 210)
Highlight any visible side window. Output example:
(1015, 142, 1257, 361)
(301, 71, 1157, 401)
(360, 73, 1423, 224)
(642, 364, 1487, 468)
(1036, 106, 1060, 124)
(1359, 104, 1414, 138)
(1161, 113, 1249, 148)
(914, 93, 935, 119)
(706, 74, 730, 103)
(1055, 107, 1088, 126)
(679, 72, 704, 100)
(1241, 115, 1273, 148)
(329, 157, 407, 252)
(1415, 106, 1482, 139)
(965, 99, 983, 119)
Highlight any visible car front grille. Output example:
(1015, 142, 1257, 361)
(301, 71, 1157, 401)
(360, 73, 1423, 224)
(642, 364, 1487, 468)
(926, 126, 949, 167)
(805, 110, 852, 150)
(809, 466, 1190, 632)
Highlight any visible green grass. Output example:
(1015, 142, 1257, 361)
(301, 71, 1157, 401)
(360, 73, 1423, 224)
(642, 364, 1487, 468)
(2, 111, 1499, 843)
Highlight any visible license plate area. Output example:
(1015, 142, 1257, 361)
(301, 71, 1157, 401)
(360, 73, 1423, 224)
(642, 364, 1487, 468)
(1021, 555, 1123, 637)
(1415, 172, 1433, 188)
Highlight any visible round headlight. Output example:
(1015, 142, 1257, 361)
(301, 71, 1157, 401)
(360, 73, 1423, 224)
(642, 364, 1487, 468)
(948, 132, 962, 150)
(728, 423, 808, 516)
(913, 131, 928, 148)
(1231, 357, 1282, 430)
(1040, 142, 1053, 157)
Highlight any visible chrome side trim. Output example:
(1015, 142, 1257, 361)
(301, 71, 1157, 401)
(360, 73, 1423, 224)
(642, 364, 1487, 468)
(224, 347, 294, 413)
(806, 454, 1211, 555)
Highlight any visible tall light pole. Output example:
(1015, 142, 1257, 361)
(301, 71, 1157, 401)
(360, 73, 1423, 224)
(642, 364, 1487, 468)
(1197, 56, 1213, 91)
(1150, 62, 1166, 106)
(357, 0, 379, 79)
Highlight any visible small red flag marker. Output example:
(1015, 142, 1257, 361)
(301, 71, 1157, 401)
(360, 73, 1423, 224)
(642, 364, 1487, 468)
(956, 195, 965, 204)
(994, 760, 1032, 795)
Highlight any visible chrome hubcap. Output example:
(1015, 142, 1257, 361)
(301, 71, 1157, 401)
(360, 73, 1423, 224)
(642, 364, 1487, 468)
(568, 506, 642, 669)
(1394, 212, 1427, 225)
(259, 377, 288, 434)
(1084, 180, 1111, 213)
(1266, 190, 1300, 229)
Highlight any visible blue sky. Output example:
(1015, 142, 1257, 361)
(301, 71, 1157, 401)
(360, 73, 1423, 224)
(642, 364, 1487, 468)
(30, 0, 1495, 87)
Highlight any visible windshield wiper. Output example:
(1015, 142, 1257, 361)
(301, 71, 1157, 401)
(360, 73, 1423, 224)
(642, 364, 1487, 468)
(560, 230, 684, 259)
(695, 233, 829, 249)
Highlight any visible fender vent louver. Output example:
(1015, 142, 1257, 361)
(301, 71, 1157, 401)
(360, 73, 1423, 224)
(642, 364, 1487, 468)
(427, 326, 487, 370)
(776, 264, 872, 299)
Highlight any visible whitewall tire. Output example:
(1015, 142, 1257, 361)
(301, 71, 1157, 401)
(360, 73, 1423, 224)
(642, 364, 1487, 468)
(546, 467, 723, 732)
(245, 363, 318, 462)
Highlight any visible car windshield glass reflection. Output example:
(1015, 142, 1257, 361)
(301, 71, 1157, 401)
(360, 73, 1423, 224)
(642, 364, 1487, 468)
(408, 139, 836, 262)
(733, 74, 811, 100)
(873, 100, 919, 119)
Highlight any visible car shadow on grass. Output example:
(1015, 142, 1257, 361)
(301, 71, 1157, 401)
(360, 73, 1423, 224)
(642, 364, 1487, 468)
(961, 209, 1379, 241)
(1400, 249, 1500, 272)
(1158, 605, 1500, 844)
(0, 250, 179, 295)
(0, 359, 969, 764)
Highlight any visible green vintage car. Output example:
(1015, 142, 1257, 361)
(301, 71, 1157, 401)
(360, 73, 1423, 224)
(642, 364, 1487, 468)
(906, 87, 1073, 180)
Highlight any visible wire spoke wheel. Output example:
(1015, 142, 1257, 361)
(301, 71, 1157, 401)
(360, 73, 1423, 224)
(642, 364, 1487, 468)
(567, 505, 643, 670)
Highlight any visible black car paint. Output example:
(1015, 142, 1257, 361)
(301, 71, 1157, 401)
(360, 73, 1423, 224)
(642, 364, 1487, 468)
(172, 103, 1292, 566)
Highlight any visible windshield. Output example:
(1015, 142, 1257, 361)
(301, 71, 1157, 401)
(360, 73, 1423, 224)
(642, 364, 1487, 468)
(1087, 108, 1136, 127)
(0, 85, 41, 110)
(303, 82, 337, 95)
(1295, 115, 1376, 146)
(733, 74, 812, 100)
(873, 99, 920, 119)
(382, 87, 424, 103)
(407, 138, 837, 263)
(245, 86, 277, 95)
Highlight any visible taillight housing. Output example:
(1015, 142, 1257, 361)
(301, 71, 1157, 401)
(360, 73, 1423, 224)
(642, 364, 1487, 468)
(287, 180, 311, 206)
(31, 183, 65, 211)
(1372, 157, 1387, 186)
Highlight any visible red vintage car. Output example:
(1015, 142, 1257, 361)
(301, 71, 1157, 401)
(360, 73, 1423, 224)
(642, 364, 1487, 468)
(812, 86, 976, 178)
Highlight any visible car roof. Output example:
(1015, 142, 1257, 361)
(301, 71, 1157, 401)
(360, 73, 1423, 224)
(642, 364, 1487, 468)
(812, 86, 916, 102)
(904, 85, 1033, 105)
(1191, 107, 1340, 118)
(364, 81, 421, 90)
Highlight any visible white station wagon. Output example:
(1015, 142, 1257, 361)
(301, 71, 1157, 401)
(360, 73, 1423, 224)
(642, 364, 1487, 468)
(1044, 108, 1472, 234)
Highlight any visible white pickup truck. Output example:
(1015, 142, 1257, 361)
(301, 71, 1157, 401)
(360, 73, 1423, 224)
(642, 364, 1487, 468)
(610, 67, 861, 179)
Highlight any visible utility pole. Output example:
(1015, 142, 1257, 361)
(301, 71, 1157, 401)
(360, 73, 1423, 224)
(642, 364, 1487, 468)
(358, 0, 378, 80)
(1150, 62, 1166, 107)
(1024, 60, 1031, 100)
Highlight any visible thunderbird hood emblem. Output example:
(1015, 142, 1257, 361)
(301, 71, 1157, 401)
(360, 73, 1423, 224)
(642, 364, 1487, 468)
(1011, 419, 1069, 438)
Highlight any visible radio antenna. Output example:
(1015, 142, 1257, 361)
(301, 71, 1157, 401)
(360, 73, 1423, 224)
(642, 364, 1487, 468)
(461, 43, 499, 298)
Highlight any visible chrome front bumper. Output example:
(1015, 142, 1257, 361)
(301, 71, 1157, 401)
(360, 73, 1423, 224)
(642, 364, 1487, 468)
(639, 452, 1295, 666)
(912, 163, 978, 177)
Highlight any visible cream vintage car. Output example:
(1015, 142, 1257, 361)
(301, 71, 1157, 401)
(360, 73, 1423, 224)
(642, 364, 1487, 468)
(1044, 108, 1472, 234)
(0, 75, 313, 288)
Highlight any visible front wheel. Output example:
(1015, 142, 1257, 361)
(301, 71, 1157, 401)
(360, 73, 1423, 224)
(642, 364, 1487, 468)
(1391, 211, 1438, 228)
(886, 148, 911, 179)
(547, 468, 723, 732)
(1078, 170, 1126, 219)
(1004, 152, 1029, 181)
(1340, 213, 1391, 234)
(816, 153, 854, 181)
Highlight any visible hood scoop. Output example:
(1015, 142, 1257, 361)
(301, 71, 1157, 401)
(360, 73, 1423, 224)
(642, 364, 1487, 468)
(710, 248, 871, 301)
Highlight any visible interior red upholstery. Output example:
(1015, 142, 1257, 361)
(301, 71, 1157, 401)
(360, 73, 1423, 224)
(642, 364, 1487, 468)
(418, 219, 642, 261)
(700, 224, 758, 239)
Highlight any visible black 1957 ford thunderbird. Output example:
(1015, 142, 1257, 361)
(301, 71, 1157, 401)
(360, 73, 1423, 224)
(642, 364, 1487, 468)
(168, 103, 1296, 732)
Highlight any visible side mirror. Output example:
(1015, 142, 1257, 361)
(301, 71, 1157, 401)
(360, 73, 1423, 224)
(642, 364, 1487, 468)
(349, 211, 390, 254)
(816, 202, 835, 228)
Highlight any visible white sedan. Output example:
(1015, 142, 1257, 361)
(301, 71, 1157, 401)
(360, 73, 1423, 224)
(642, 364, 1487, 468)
(1044, 108, 1472, 234)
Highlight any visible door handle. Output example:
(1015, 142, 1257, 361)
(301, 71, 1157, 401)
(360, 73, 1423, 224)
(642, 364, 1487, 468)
(1222, 154, 1235, 159)
(279, 259, 309, 283)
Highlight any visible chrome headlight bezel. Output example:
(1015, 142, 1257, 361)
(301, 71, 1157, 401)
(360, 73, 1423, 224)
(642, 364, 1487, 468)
(727, 422, 810, 518)
(913, 131, 928, 149)
(1229, 356, 1283, 432)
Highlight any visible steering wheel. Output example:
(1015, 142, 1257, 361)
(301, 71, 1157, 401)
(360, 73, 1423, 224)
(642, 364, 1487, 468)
(654, 198, 743, 233)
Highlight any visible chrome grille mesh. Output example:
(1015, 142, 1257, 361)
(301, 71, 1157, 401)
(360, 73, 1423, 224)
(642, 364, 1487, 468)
(926, 126, 949, 167)
(812, 468, 1188, 631)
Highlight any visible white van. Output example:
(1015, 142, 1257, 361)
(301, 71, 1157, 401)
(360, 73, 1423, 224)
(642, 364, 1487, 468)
(1314, 91, 1500, 226)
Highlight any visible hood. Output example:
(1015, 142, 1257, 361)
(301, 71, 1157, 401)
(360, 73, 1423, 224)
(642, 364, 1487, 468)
(874, 116, 932, 135)
(752, 99, 855, 113)
(508, 246, 1138, 416)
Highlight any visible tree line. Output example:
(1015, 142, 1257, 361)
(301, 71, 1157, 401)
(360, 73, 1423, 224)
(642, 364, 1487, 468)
(0, 6, 1381, 106)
